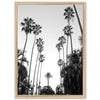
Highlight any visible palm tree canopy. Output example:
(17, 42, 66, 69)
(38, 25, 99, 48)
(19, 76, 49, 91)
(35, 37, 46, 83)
(39, 54, 45, 62)
(57, 59, 65, 67)
(63, 25, 73, 36)
(21, 17, 35, 34)
(56, 43, 62, 51)
(37, 44, 44, 53)
(58, 36, 66, 45)
(33, 24, 42, 35)
(64, 7, 74, 21)
(45, 72, 53, 79)
(36, 38, 44, 46)
(36, 38, 44, 53)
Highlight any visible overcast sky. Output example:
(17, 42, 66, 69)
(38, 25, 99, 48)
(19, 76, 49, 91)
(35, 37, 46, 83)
(18, 4, 83, 91)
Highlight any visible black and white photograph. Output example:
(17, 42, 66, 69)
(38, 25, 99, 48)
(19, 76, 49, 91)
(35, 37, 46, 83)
(15, 2, 85, 98)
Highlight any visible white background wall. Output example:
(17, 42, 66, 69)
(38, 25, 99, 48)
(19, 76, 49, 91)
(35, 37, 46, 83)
(0, 0, 100, 100)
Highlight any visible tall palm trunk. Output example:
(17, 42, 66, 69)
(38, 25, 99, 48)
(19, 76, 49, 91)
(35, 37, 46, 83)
(62, 45, 65, 62)
(70, 35, 73, 54)
(73, 5, 83, 35)
(60, 66, 62, 84)
(39, 62, 42, 86)
(32, 52, 40, 95)
(47, 78, 49, 86)
(35, 57, 41, 95)
(66, 36, 69, 63)
(59, 50, 61, 60)
(28, 35, 36, 94)
(58, 50, 62, 84)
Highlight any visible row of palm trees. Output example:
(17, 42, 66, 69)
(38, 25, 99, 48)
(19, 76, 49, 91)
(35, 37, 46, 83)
(33, 38, 44, 95)
(56, 5, 83, 94)
(19, 17, 54, 95)
(56, 6, 74, 86)
(18, 17, 45, 95)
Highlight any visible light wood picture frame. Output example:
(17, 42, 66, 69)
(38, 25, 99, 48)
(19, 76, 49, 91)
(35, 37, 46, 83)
(15, 2, 86, 98)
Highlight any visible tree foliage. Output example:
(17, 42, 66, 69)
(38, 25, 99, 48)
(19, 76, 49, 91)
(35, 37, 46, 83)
(61, 49, 83, 95)
(17, 49, 29, 95)
(40, 86, 55, 95)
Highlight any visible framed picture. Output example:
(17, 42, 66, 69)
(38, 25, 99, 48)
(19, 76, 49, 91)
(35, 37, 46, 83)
(15, 2, 86, 98)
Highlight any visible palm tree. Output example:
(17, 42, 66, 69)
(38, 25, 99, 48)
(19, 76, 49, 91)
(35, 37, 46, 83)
(35, 54, 45, 95)
(73, 5, 83, 35)
(58, 36, 66, 62)
(56, 43, 62, 60)
(64, 7, 74, 24)
(57, 59, 65, 85)
(45, 73, 53, 86)
(21, 17, 35, 65)
(32, 38, 44, 95)
(35, 58, 41, 95)
(64, 7, 74, 55)
(28, 24, 42, 93)
(63, 25, 73, 62)
(39, 54, 45, 86)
